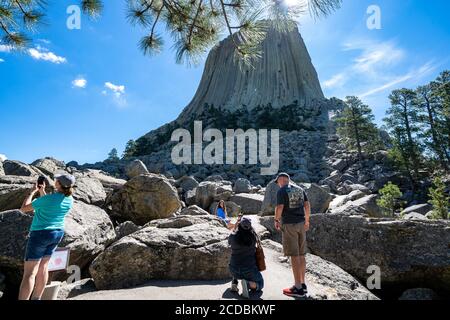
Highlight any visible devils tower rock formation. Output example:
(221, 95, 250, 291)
(178, 23, 325, 119)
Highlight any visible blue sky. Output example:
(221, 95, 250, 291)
(1, 0, 449, 164)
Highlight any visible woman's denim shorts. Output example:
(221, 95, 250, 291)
(24, 229, 65, 261)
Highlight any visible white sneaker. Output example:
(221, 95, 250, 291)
(230, 282, 239, 293)
(241, 280, 250, 299)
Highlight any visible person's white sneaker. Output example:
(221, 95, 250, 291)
(241, 280, 250, 299)
(230, 282, 239, 293)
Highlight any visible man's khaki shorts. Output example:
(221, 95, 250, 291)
(281, 223, 306, 257)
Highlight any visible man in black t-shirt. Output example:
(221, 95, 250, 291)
(274, 173, 310, 298)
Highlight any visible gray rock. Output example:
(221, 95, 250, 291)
(398, 288, 439, 300)
(308, 214, 450, 293)
(176, 176, 199, 193)
(0, 161, 4, 176)
(194, 181, 230, 210)
(0, 203, 116, 287)
(0, 272, 5, 299)
(230, 193, 264, 215)
(331, 159, 347, 171)
(401, 204, 433, 216)
(185, 189, 197, 206)
(2, 160, 43, 177)
(180, 205, 209, 216)
(402, 212, 429, 220)
(57, 279, 97, 300)
(300, 183, 332, 214)
(233, 178, 252, 194)
(125, 160, 149, 179)
(73, 177, 107, 206)
(260, 180, 280, 216)
(60, 201, 117, 269)
(31, 157, 66, 177)
(89, 215, 231, 290)
(80, 169, 126, 192)
(0, 176, 54, 212)
(115, 221, 141, 240)
(109, 174, 182, 225)
(351, 194, 383, 218)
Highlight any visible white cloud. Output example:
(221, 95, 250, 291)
(0, 58, 4, 63)
(104, 82, 127, 108)
(104, 82, 125, 96)
(359, 61, 437, 98)
(0, 44, 12, 52)
(0, 154, 7, 161)
(72, 77, 87, 88)
(28, 46, 66, 64)
(323, 73, 346, 89)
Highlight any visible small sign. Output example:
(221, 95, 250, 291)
(48, 248, 70, 272)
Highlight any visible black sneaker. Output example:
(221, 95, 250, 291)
(283, 286, 306, 298)
(302, 283, 308, 294)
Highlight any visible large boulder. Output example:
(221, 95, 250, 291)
(180, 205, 209, 216)
(30, 157, 66, 177)
(2, 160, 42, 177)
(80, 169, 126, 192)
(0, 161, 4, 176)
(230, 193, 263, 215)
(115, 221, 141, 240)
(89, 215, 231, 290)
(0, 202, 116, 289)
(329, 194, 383, 218)
(233, 178, 252, 194)
(176, 176, 199, 193)
(72, 177, 107, 206)
(300, 183, 332, 214)
(401, 204, 433, 216)
(308, 214, 450, 294)
(0, 176, 54, 212)
(261, 180, 279, 216)
(56, 201, 117, 269)
(125, 160, 149, 179)
(109, 174, 182, 225)
(195, 181, 231, 210)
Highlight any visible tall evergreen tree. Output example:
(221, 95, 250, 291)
(122, 139, 137, 159)
(107, 148, 120, 162)
(415, 84, 448, 170)
(430, 70, 450, 164)
(428, 176, 449, 220)
(335, 96, 380, 161)
(384, 89, 422, 186)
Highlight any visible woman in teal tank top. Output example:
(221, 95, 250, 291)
(18, 174, 75, 300)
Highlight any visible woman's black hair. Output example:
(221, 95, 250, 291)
(235, 224, 256, 247)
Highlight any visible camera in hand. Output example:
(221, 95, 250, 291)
(37, 176, 46, 188)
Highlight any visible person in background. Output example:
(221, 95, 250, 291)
(228, 216, 264, 299)
(215, 200, 234, 229)
(18, 174, 76, 300)
(274, 173, 310, 298)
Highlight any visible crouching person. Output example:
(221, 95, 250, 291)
(228, 217, 264, 299)
(18, 174, 75, 300)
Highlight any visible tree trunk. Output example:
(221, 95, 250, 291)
(402, 96, 420, 180)
(424, 95, 448, 170)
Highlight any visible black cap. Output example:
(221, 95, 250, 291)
(240, 217, 252, 231)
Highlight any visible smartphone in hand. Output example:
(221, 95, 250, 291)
(37, 176, 46, 188)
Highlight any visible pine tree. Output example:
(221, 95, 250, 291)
(122, 139, 137, 159)
(0, 0, 102, 48)
(415, 84, 449, 170)
(377, 182, 403, 217)
(430, 71, 450, 165)
(384, 89, 422, 188)
(1, 0, 342, 63)
(335, 96, 380, 161)
(107, 148, 119, 162)
(428, 177, 449, 220)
